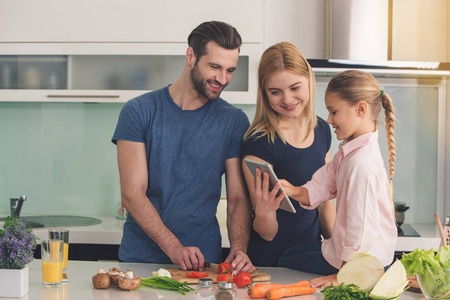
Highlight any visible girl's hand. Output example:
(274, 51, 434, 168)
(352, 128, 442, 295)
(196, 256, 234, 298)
(309, 274, 338, 289)
(279, 179, 295, 196)
(253, 168, 284, 214)
(279, 179, 310, 205)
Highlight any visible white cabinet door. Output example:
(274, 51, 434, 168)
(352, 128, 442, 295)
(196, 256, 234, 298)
(0, 0, 262, 44)
(263, 0, 327, 59)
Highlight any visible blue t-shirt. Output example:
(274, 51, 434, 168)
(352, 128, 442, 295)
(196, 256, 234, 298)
(242, 117, 331, 267)
(112, 86, 250, 263)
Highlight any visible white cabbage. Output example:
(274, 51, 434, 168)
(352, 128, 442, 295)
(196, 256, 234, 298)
(337, 253, 384, 291)
(369, 260, 409, 300)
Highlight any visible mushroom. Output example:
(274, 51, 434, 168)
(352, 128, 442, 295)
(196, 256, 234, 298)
(118, 270, 141, 291)
(107, 267, 125, 286)
(92, 268, 111, 289)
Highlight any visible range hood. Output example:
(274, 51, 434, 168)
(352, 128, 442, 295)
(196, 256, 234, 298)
(314, 0, 450, 77)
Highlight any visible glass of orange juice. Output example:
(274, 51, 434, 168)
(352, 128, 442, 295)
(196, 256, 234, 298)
(41, 239, 64, 286)
(48, 229, 69, 282)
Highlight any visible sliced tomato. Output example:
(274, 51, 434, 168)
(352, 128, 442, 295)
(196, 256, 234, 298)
(217, 273, 233, 282)
(185, 270, 209, 278)
(234, 272, 253, 288)
(218, 262, 232, 274)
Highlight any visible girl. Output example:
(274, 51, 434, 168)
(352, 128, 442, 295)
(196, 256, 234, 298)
(280, 70, 398, 288)
(242, 42, 336, 270)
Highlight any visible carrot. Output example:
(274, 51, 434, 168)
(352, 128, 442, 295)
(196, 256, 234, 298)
(266, 286, 316, 300)
(247, 281, 309, 299)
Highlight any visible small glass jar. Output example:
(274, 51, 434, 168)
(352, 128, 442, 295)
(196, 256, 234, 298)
(195, 278, 216, 300)
(214, 281, 237, 300)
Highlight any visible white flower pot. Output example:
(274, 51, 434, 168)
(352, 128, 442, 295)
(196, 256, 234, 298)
(0, 265, 29, 298)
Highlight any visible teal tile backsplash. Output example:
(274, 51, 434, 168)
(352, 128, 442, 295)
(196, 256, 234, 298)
(0, 82, 441, 225)
(0, 102, 256, 217)
(0, 102, 124, 216)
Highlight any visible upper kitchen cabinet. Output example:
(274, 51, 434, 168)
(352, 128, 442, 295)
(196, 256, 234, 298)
(263, 0, 327, 59)
(328, 0, 449, 64)
(0, 0, 262, 104)
(0, 0, 262, 44)
(391, 0, 448, 62)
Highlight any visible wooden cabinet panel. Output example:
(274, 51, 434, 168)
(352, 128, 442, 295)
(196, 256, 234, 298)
(391, 0, 447, 62)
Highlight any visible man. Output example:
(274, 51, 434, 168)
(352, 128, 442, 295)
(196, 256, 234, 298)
(112, 21, 255, 274)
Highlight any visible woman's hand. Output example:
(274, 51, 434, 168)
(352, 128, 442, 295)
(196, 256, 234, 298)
(253, 168, 285, 214)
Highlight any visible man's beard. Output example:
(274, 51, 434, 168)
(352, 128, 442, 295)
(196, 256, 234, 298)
(190, 63, 228, 101)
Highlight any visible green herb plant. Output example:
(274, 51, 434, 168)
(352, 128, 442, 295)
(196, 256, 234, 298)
(139, 276, 194, 295)
(321, 283, 370, 300)
(0, 216, 39, 269)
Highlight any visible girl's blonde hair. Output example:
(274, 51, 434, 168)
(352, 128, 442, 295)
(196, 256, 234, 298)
(243, 42, 317, 143)
(326, 70, 396, 202)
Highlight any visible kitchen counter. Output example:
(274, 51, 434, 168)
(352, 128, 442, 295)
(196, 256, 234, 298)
(23, 259, 427, 300)
(29, 216, 443, 253)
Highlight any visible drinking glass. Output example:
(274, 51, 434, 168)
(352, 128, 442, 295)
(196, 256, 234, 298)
(48, 229, 69, 282)
(41, 240, 64, 286)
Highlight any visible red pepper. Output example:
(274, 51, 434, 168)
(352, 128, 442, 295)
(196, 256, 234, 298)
(185, 270, 209, 278)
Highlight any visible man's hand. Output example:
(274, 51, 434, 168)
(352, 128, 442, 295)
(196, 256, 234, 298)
(167, 245, 205, 271)
(225, 249, 256, 275)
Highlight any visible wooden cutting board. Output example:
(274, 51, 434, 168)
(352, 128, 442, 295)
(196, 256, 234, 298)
(167, 263, 271, 284)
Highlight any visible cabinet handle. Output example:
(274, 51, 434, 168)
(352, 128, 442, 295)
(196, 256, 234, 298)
(47, 94, 120, 98)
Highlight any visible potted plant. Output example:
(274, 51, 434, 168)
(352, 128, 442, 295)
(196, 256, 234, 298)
(0, 216, 38, 297)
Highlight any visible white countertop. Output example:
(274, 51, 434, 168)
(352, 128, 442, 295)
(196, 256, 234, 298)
(29, 215, 443, 253)
(22, 259, 427, 300)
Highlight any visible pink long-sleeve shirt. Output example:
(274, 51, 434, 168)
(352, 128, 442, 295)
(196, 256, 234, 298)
(302, 131, 397, 268)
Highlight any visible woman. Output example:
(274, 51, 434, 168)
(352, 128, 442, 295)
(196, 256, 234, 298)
(242, 42, 336, 273)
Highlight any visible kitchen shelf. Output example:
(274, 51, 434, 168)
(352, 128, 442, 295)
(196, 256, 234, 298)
(0, 43, 261, 104)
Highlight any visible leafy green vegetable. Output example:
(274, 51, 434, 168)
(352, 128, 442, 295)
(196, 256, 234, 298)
(139, 276, 194, 295)
(321, 283, 370, 299)
(401, 248, 441, 276)
(417, 266, 450, 299)
(401, 246, 450, 299)
(436, 245, 450, 267)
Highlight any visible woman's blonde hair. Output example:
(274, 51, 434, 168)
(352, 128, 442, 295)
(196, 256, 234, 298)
(243, 42, 317, 143)
(326, 70, 396, 202)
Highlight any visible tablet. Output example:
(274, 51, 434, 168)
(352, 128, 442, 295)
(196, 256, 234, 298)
(244, 158, 296, 213)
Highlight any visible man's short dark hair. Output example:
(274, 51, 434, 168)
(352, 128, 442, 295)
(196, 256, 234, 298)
(187, 21, 242, 61)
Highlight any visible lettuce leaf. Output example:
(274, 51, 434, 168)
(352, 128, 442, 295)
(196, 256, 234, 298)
(401, 246, 450, 298)
(418, 265, 450, 298)
(401, 248, 441, 276)
(436, 246, 450, 268)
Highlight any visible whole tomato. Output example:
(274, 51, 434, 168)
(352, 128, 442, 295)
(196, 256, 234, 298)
(234, 272, 252, 288)
(216, 273, 232, 283)
(218, 262, 232, 274)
